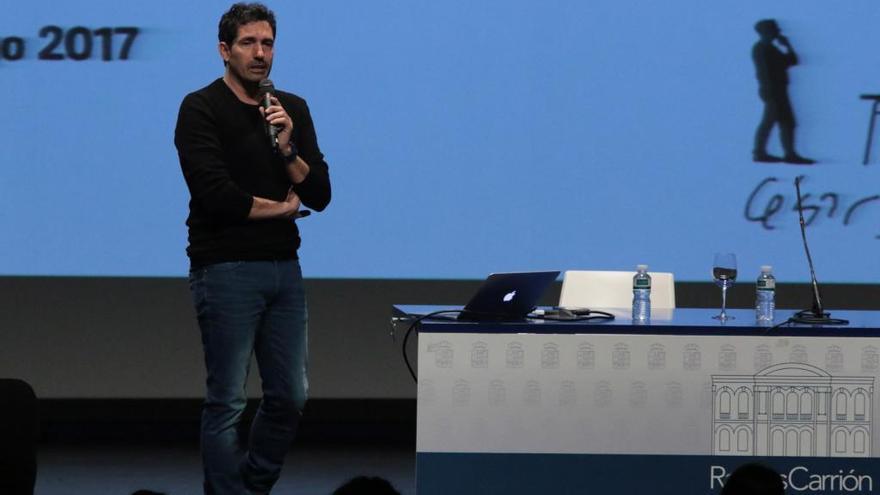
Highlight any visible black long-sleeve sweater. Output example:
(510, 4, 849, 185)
(175, 78, 331, 268)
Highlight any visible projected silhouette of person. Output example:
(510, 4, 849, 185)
(752, 19, 815, 165)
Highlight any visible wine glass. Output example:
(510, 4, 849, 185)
(712, 253, 737, 321)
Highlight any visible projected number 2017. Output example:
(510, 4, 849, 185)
(0, 26, 139, 61)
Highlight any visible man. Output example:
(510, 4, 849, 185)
(752, 19, 815, 165)
(174, 3, 331, 494)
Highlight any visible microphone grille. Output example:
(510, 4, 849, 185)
(258, 78, 275, 95)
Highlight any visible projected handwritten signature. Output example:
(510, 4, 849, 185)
(745, 176, 880, 236)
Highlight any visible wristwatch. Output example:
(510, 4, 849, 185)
(282, 141, 299, 163)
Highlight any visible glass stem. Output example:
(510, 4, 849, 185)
(721, 285, 728, 319)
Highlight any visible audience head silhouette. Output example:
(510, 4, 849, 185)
(721, 463, 785, 495)
(332, 476, 402, 495)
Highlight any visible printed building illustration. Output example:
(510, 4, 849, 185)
(712, 363, 874, 457)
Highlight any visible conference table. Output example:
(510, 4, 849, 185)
(393, 305, 880, 495)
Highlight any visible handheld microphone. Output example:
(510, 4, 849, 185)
(792, 176, 848, 325)
(258, 79, 279, 149)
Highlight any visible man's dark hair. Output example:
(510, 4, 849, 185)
(218, 3, 277, 45)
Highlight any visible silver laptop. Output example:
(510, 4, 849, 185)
(458, 271, 560, 321)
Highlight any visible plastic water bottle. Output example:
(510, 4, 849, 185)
(756, 265, 776, 323)
(632, 265, 651, 322)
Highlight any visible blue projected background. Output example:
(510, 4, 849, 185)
(1, 1, 879, 281)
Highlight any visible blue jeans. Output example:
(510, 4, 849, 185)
(189, 260, 309, 495)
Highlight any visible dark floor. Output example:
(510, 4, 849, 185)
(35, 441, 415, 495)
(26, 398, 417, 494)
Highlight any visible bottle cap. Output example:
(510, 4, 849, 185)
(761, 265, 772, 273)
(637, 264, 648, 271)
